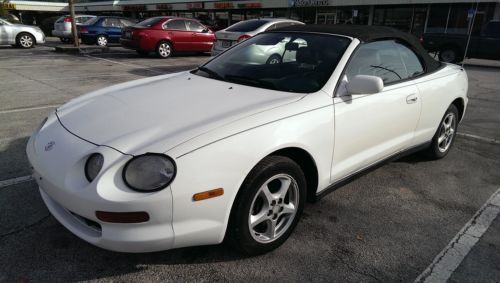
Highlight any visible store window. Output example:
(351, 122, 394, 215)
(373, 6, 413, 32)
(447, 3, 474, 34)
(426, 4, 449, 33)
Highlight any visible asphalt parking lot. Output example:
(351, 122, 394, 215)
(1, 39, 499, 282)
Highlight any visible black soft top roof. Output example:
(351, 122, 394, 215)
(273, 24, 441, 72)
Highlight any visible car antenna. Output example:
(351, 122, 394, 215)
(462, 0, 479, 68)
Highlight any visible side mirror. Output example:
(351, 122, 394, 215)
(346, 75, 384, 95)
(202, 28, 209, 33)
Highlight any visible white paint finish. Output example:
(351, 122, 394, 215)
(27, 36, 468, 252)
(0, 175, 33, 189)
(331, 81, 421, 181)
(415, 188, 500, 283)
(57, 72, 305, 156)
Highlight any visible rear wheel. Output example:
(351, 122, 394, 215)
(266, 54, 282, 65)
(227, 156, 306, 255)
(16, 33, 35, 48)
(96, 35, 108, 47)
(60, 37, 71, 43)
(439, 46, 461, 63)
(424, 104, 459, 159)
(156, 41, 172, 58)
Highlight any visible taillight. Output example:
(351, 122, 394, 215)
(237, 34, 251, 42)
(64, 17, 72, 22)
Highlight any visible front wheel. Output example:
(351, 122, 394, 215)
(227, 156, 306, 255)
(424, 104, 459, 159)
(16, 33, 35, 48)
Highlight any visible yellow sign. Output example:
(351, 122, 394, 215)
(2, 3, 16, 10)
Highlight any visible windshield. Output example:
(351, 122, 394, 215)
(226, 20, 268, 32)
(136, 17, 164, 27)
(194, 32, 350, 93)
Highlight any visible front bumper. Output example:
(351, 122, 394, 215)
(26, 114, 175, 252)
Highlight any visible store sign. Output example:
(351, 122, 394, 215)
(1, 3, 16, 10)
(237, 3, 261, 8)
(288, 0, 329, 7)
(187, 3, 203, 10)
(122, 5, 146, 11)
(213, 2, 234, 9)
(156, 4, 173, 10)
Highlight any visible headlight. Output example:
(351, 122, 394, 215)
(85, 153, 104, 182)
(123, 153, 176, 192)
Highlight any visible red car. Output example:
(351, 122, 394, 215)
(121, 16, 215, 58)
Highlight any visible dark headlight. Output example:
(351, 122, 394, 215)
(85, 153, 104, 182)
(123, 153, 176, 192)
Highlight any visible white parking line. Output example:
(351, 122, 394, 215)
(414, 188, 500, 283)
(456, 132, 500, 145)
(0, 175, 33, 189)
(83, 54, 163, 74)
(0, 104, 59, 115)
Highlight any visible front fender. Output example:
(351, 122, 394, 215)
(167, 94, 334, 248)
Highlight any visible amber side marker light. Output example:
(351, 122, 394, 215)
(193, 188, 224, 201)
(96, 211, 150, 223)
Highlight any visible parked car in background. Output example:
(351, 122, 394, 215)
(0, 18, 45, 48)
(52, 15, 96, 43)
(211, 18, 304, 56)
(121, 16, 215, 58)
(422, 21, 500, 63)
(78, 16, 136, 46)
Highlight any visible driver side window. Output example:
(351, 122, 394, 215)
(345, 40, 408, 84)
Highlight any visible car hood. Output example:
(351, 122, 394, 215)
(57, 72, 303, 155)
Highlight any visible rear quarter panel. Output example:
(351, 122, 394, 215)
(411, 64, 468, 145)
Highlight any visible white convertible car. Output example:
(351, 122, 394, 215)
(27, 25, 468, 254)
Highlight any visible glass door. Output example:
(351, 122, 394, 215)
(316, 13, 337, 25)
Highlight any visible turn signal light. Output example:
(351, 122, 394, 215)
(193, 188, 224, 201)
(96, 211, 150, 223)
(64, 17, 72, 22)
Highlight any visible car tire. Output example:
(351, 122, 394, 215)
(60, 37, 71, 43)
(266, 54, 282, 65)
(96, 35, 108, 47)
(424, 104, 459, 160)
(439, 46, 461, 63)
(156, 41, 172, 58)
(227, 156, 306, 255)
(16, 33, 35, 49)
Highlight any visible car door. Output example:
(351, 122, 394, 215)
(185, 19, 213, 51)
(0, 19, 10, 44)
(102, 18, 122, 42)
(163, 19, 191, 51)
(331, 40, 421, 181)
(479, 22, 500, 60)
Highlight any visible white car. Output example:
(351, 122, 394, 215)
(27, 25, 468, 254)
(0, 18, 45, 48)
(211, 18, 304, 56)
(52, 15, 96, 43)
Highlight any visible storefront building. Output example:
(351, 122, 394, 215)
(6, 0, 500, 36)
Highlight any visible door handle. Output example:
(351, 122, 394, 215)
(406, 94, 418, 104)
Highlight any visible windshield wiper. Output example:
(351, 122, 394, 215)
(196, 66, 225, 81)
(224, 75, 277, 90)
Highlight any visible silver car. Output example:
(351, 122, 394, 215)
(0, 18, 45, 48)
(211, 18, 304, 56)
(52, 15, 95, 43)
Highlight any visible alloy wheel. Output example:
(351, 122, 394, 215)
(437, 112, 456, 153)
(158, 43, 171, 58)
(20, 35, 33, 48)
(248, 174, 299, 243)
